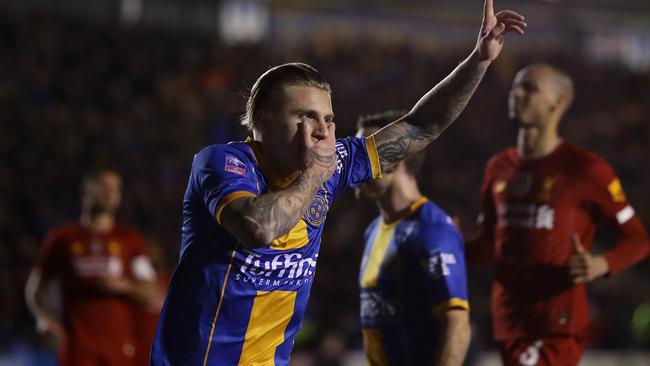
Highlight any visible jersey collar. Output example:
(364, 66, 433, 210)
(245, 137, 302, 191)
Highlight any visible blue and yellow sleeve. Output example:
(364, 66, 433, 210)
(330, 136, 382, 199)
(191, 145, 259, 224)
(416, 222, 470, 316)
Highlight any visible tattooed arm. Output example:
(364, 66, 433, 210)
(220, 123, 337, 249)
(372, 0, 526, 172)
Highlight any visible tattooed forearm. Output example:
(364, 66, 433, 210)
(222, 164, 331, 248)
(409, 52, 489, 134)
(375, 123, 433, 172)
(373, 51, 489, 171)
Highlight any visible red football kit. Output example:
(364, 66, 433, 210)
(468, 142, 649, 365)
(35, 222, 155, 366)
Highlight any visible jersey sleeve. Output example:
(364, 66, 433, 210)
(34, 229, 65, 277)
(330, 136, 382, 199)
(416, 221, 470, 315)
(466, 159, 497, 264)
(126, 229, 157, 282)
(191, 145, 259, 224)
(585, 160, 650, 274)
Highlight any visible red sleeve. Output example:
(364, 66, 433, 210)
(585, 160, 650, 274)
(466, 159, 497, 264)
(34, 229, 65, 276)
(127, 229, 148, 258)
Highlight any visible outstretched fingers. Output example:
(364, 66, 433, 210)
(497, 11, 527, 35)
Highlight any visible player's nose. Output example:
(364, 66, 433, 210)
(311, 118, 329, 140)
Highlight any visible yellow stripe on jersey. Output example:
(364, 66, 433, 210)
(361, 222, 397, 288)
(203, 250, 237, 366)
(362, 329, 390, 366)
(431, 297, 470, 316)
(215, 191, 257, 224)
(239, 291, 297, 365)
(271, 219, 309, 250)
(365, 135, 382, 180)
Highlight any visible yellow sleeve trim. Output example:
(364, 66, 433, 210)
(431, 298, 470, 316)
(215, 191, 257, 224)
(365, 135, 382, 180)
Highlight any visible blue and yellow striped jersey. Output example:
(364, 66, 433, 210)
(151, 136, 380, 366)
(359, 198, 469, 366)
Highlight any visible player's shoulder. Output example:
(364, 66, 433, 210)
(412, 201, 463, 250)
(41, 222, 85, 249)
(416, 201, 458, 233)
(485, 147, 517, 171)
(562, 142, 615, 176)
(193, 141, 255, 166)
(113, 222, 144, 237)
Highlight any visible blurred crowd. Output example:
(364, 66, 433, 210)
(1, 13, 649, 364)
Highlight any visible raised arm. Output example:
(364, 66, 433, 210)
(372, 0, 526, 172)
(221, 123, 337, 248)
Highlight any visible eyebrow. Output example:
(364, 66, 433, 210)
(292, 109, 335, 120)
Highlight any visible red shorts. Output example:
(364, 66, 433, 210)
(499, 336, 586, 366)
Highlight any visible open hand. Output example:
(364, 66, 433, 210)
(475, 0, 527, 63)
(568, 234, 609, 285)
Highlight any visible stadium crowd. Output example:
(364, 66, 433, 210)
(1, 14, 649, 363)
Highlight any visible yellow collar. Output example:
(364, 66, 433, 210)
(382, 196, 428, 226)
(245, 137, 302, 191)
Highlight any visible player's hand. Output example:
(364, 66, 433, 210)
(568, 234, 610, 285)
(475, 0, 526, 63)
(299, 121, 337, 184)
(36, 316, 65, 340)
(99, 277, 133, 295)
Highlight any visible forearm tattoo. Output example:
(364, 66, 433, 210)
(375, 55, 488, 172)
(238, 164, 329, 245)
(375, 122, 433, 172)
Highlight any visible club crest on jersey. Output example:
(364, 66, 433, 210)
(305, 194, 328, 226)
(511, 172, 532, 198)
(607, 179, 626, 203)
(537, 176, 555, 202)
(225, 155, 246, 176)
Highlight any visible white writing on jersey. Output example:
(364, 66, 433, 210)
(73, 256, 124, 278)
(427, 252, 457, 279)
(335, 141, 347, 174)
(240, 252, 318, 279)
(497, 203, 555, 230)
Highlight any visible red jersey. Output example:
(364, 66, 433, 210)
(468, 142, 649, 340)
(35, 222, 151, 365)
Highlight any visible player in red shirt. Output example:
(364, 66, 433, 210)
(25, 169, 162, 366)
(467, 63, 650, 366)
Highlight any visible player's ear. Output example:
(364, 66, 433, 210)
(255, 109, 273, 133)
(385, 160, 405, 175)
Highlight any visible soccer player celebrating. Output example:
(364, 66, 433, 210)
(355, 111, 470, 366)
(150, 1, 525, 364)
(25, 169, 162, 366)
(467, 63, 650, 366)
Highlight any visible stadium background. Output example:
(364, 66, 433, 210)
(0, 0, 649, 365)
